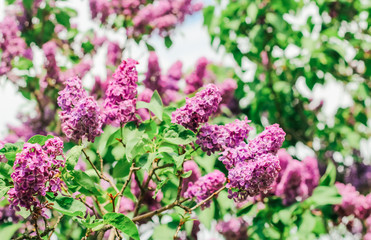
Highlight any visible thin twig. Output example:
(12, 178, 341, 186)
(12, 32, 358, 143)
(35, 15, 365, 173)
(190, 186, 226, 211)
(173, 219, 185, 240)
(82, 149, 120, 193)
(47, 214, 63, 240)
(132, 198, 189, 223)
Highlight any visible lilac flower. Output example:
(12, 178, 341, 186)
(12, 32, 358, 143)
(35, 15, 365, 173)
(106, 41, 122, 67)
(302, 156, 320, 194)
(144, 52, 162, 91)
(41, 41, 61, 88)
(219, 143, 250, 170)
(0, 141, 5, 162)
(130, 0, 203, 37)
(227, 153, 281, 201)
(89, 0, 111, 23)
(0, 16, 28, 76)
(216, 218, 249, 240)
(119, 197, 135, 214)
(355, 194, 371, 220)
(185, 57, 208, 94)
(274, 151, 320, 205)
(43, 137, 65, 167)
(104, 59, 139, 126)
(275, 160, 307, 205)
(345, 163, 371, 194)
(217, 78, 238, 111)
(334, 182, 360, 217)
(167, 60, 183, 82)
(196, 118, 252, 155)
(60, 96, 103, 142)
(61, 59, 92, 81)
(112, 0, 144, 17)
(57, 76, 88, 112)
(137, 88, 154, 121)
(181, 160, 201, 196)
(246, 124, 286, 159)
(0, 205, 21, 224)
(8, 141, 65, 215)
(184, 170, 226, 209)
(172, 84, 222, 131)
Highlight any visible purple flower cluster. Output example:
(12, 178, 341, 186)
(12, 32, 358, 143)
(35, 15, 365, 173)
(41, 41, 61, 88)
(245, 124, 286, 159)
(88, 0, 202, 37)
(106, 41, 122, 67)
(104, 59, 139, 126)
(345, 163, 371, 194)
(196, 118, 252, 155)
(0, 16, 29, 76)
(0, 205, 21, 224)
(58, 76, 103, 142)
(89, 0, 111, 23)
(219, 124, 285, 201)
(143, 52, 183, 105)
(130, 0, 203, 37)
(185, 57, 208, 94)
(137, 88, 154, 120)
(274, 150, 320, 205)
(172, 84, 222, 131)
(8, 138, 65, 215)
(227, 153, 281, 201)
(0, 141, 5, 162)
(216, 218, 249, 240)
(334, 182, 371, 220)
(112, 0, 145, 17)
(61, 59, 93, 81)
(184, 170, 226, 209)
(181, 160, 201, 196)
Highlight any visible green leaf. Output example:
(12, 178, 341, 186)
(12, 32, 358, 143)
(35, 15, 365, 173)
(113, 158, 131, 179)
(27, 135, 54, 145)
(146, 43, 155, 51)
(308, 186, 342, 206)
(81, 41, 94, 54)
(76, 217, 104, 229)
(66, 146, 84, 170)
(22, 0, 32, 10)
(181, 170, 192, 178)
(122, 122, 144, 160)
(0, 162, 12, 179)
(0, 223, 22, 240)
(298, 210, 317, 233)
(153, 224, 175, 240)
(174, 154, 185, 169)
(154, 178, 168, 198)
(203, 6, 215, 28)
(71, 170, 101, 195)
(55, 10, 71, 28)
(12, 57, 33, 70)
(103, 213, 140, 240)
(0, 186, 10, 198)
(6, 0, 17, 5)
(163, 124, 196, 145)
(319, 160, 336, 186)
(106, 129, 122, 147)
(237, 202, 258, 217)
(136, 90, 164, 121)
(164, 36, 173, 48)
(137, 153, 156, 172)
(0, 142, 23, 154)
(46, 194, 86, 217)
